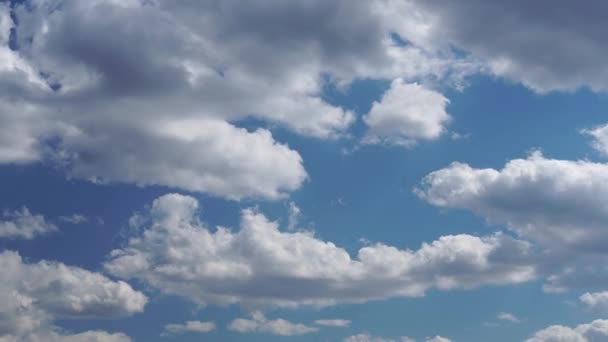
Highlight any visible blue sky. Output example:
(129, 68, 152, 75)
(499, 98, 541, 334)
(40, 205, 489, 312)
(2, 1, 608, 342)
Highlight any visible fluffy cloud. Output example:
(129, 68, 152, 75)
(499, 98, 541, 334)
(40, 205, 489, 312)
(162, 321, 216, 336)
(314, 319, 351, 328)
(0, 250, 146, 340)
(582, 123, 608, 156)
(526, 319, 608, 342)
(580, 292, 608, 310)
(0, 0, 484, 199)
(363, 79, 450, 147)
(104, 193, 535, 309)
(417, 152, 608, 291)
(228, 312, 317, 336)
(0, 208, 56, 239)
(497, 312, 521, 323)
(406, 1, 608, 92)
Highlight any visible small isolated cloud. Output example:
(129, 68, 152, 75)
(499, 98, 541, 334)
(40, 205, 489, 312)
(497, 312, 521, 323)
(228, 312, 318, 336)
(314, 319, 351, 327)
(59, 214, 88, 224)
(287, 201, 301, 231)
(363, 79, 450, 147)
(0, 207, 56, 240)
(581, 123, 608, 156)
(344, 334, 414, 342)
(162, 320, 216, 336)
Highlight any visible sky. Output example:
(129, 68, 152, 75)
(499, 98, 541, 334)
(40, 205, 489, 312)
(2, 1, 608, 341)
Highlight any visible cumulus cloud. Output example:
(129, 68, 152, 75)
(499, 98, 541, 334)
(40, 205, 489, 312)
(582, 123, 608, 156)
(0, 0, 482, 199)
(0, 250, 145, 340)
(314, 319, 351, 328)
(417, 151, 608, 291)
(58, 214, 87, 224)
(0, 207, 56, 239)
(363, 79, 450, 147)
(162, 321, 216, 336)
(228, 312, 317, 336)
(526, 319, 608, 342)
(497, 312, 521, 323)
(580, 292, 608, 310)
(104, 193, 535, 309)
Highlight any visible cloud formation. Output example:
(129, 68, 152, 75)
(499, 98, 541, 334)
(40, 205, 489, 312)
(363, 79, 450, 147)
(526, 319, 608, 342)
(0, 208, 56, 239)
(162, 321, 216, 336)
(105, 193, 535, 309)
(228, 312, 318, 336)
(417, 151, 608, 291)
(0, 250, 145, 340)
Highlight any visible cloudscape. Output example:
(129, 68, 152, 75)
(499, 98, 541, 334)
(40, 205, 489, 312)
(2, 1, 608, 341)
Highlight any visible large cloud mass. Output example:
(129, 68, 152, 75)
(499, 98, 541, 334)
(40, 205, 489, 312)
(105, 193, 535, 308)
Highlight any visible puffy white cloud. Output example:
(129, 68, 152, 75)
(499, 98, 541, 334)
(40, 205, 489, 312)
(526, 319, 608, 342)
(497, 312, 521, 323)
(57, 118, 307, 200)
(228, 312, 317, 336)
(314, 319, 351, 328)
(417, 152, 608, 291)
(363, 79, 450, 147)
(162, 321, 216, 336)
(0, 208, 56, 239)
(0, 250, 146, 339)
(580, 292, 608, 310)
(105, 193, 535, 309)
(582, 123, 608, 156)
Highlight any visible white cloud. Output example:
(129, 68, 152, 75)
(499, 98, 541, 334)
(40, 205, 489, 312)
(417, 151, 608, 291)
(228, 312, 317, 336)
(582, 123, 608, 156)
(363, 79, 450, 147)
(0, 208, 56, 239)
(57, 118, 307, 200)
(287, 201, 301, 231)
(104, 193, 534, 309)
(580, 292, 608, 310)
(426, 337, 453, 342)
(0, 0, 482, 199)
(58, 214, 87, 224)
(0, 250, 145, 340)
(0, 330, 133, 342)
(314, 319, 351, 328)
(162, 321, 216, 336)
(497, 312, 521, 323)
(526, 319, 608, 342)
